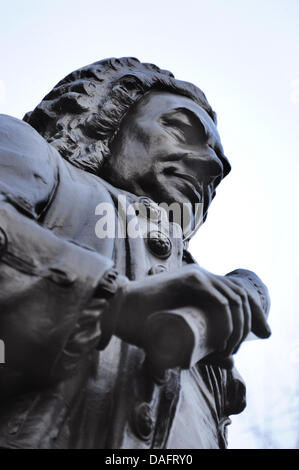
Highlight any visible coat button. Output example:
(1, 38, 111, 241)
(148, 264, 167, 275)
(147, 231, 172, 259)
(0, 228, 7, 257)
(133, 403, 154, 441)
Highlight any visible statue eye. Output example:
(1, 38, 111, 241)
(161, 118, 187, 142)
(160, 111, 208, 145)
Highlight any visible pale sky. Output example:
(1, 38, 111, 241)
(1, 0, 299, 448)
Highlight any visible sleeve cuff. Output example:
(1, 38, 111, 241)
(226, 268, 270, 316)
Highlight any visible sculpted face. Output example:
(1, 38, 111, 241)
(102, 91, 231, 227)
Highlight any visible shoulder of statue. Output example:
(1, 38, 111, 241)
(0, 114, 59, 218)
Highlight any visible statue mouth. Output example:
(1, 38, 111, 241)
(166, 170, 202, 204)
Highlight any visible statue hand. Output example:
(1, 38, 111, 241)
(114, 265, 271, 368)
(192, 270, 271, 356)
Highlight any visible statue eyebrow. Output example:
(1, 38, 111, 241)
(160, 107, 210, 137)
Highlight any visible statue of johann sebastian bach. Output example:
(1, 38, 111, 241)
(0, 57, 271, 449)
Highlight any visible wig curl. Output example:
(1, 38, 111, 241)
(24, 57, 217, 175)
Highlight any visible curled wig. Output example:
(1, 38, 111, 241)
(24, 57, 217, 175)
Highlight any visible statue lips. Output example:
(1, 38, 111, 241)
(170, 171, 202, 204)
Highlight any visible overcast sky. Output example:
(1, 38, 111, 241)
(1, 0, 299, 448)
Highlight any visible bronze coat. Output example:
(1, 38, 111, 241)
(0, 115, 245, 449)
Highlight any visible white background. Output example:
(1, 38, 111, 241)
(1, 0, 299, 448)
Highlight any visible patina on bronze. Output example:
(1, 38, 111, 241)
(0, 57, 270, 449)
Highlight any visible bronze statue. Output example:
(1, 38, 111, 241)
(0, 57, 270, 449)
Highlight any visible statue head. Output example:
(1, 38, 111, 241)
(24, 57, 231, 235)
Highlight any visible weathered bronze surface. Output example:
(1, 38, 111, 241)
(0, 58, 271, 449)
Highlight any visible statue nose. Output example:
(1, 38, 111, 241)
(207, 156, 224, 179)
(185, 150, 224, 184)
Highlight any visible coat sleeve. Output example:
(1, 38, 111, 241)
(225, 268, 271, 319)
(0, 115, 116, 386)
